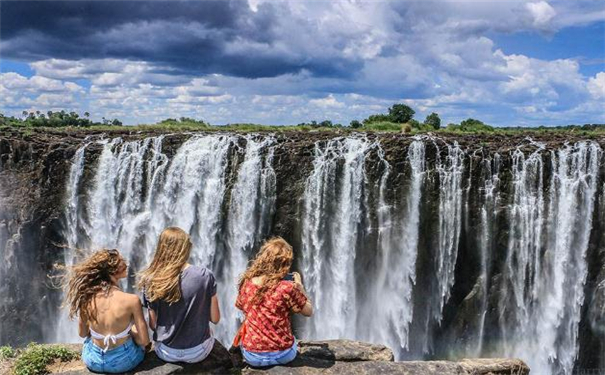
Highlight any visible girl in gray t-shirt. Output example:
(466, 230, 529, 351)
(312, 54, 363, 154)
(138, 227, 221, 363)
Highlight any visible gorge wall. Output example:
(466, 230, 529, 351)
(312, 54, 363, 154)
(1, 128, 604, 375)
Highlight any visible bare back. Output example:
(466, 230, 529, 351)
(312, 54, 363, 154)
(80, 288, 149, 349)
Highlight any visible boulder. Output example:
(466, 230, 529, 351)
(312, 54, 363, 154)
(297, 340, 394, 362)
(50, 339, 529, 375)
(241, 355, 528, 375)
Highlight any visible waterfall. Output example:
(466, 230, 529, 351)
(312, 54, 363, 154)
(300, 137, 372, 340)
(366, 140, 426, 353)
(433, 141, 465, 322)
(475, 153, 501, 356)
(500, 141, 601, 375)
(5, 132, 591, 374)
(56, 143, 91, 342)
(218, 135, 276, 341)
(0, 165, 5, 344)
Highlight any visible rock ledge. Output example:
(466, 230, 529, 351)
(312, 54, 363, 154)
(50, 339, 529, 375)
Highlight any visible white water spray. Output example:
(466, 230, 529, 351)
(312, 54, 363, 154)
(301, 137, 372, 340)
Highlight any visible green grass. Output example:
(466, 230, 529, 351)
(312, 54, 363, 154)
(0, 346, 16, 360)
(363, 121, 404, 132)
(3, 121, 605, 136)
(10, 344, 79, 375)
(2, 122, 355, 134)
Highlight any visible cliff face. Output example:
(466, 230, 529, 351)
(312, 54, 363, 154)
(0, 128, 604, 374)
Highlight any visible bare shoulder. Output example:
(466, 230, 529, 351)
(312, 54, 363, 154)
(118, 291, 142, 307)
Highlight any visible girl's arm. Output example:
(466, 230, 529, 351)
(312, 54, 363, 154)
(148, 309, 157, 330)
(78, 316, 89, 338)
(210, 295, 220, 324)
(292, 274, 313, 317)
(130, 295, 150, 348)
(299, 299, 314, 317)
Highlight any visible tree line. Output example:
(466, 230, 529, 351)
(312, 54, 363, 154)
(2, 106, 602, 132)
(298, 103, 490, 132)
(0, 111, 122, 127)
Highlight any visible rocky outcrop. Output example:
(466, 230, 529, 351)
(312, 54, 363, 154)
(50, 340, 528, 375)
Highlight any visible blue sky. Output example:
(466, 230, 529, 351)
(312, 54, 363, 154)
(0, 0, 603, 126)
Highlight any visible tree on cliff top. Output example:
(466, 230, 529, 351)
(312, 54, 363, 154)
(460, 118, 493, 131)
(388, 104, 415, 124)
(363, 103, 416, 126)
(350, 120, 363, 128)
(424, 113, 441, 130)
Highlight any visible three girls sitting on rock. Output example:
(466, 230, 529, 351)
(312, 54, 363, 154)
(64, 227, 313, 373)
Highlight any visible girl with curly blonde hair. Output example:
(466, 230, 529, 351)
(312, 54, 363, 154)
(138, 227, 220, 364)
(235, 237, 313, 367)
(64, 249, 149, 373)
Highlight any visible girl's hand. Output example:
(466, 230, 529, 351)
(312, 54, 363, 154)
(293, 272, 302, 285)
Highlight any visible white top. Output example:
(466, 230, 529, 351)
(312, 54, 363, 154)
(89, 322, 133, 352)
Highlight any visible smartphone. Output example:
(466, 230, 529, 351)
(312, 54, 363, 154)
(283, 273, 295, 281)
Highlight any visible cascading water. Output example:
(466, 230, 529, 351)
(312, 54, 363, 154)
(300, 137, 372, 340)
(0, 167, 5, 344)
(433, 141, 465, 322)
(0, 132, 593, 374)
(363, 141, 426, 353)
(218, 136, 276, 340)
(474, 153, 501, 356)
(500, 141, 601, 375)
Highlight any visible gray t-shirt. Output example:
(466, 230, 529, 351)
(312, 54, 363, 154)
(144, 265, 217, 349)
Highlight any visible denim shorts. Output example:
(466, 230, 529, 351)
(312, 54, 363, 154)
(155, 336, 215, 363)
(241, 341, 298, 367)
(82, 336, 145, 373)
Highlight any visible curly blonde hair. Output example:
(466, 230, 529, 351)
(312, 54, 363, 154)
(63, 249, 124, 323)
(137, 227, 192, 304)
(238, 237, 293, 305)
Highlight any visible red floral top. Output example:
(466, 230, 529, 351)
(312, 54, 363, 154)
(236, 279, 308, 352)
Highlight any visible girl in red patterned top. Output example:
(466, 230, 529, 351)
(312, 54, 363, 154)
(235, 237, 313, 367)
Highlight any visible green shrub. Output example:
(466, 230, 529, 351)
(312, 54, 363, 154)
(12, 344, 79, 375)
(388, 103, 415, 123)
(363, 114, 391, 125)
(349, 120, 363, 128)
(424, 112, 441, 130)
(459, 118, 494, 132)
(363, 121, 402, 132)
(0, 346, 15, 360)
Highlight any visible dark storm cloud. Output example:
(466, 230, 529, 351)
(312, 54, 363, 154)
(0, 0, 362, 79)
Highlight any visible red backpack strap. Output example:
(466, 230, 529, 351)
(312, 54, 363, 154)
(232, 319, 247, 347)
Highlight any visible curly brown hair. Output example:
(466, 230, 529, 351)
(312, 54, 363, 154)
(238, 237, 293, 305)
(137, 227, 192, 304)
(63, 249, 125, 323)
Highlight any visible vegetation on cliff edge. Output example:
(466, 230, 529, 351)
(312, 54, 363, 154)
(2, 105, 604, 135)
(0, 344, 79, 375)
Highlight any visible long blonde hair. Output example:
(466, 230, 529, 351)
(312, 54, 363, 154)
(238, 237, 293, 305)
(137, 227, 192, 304)
(63, 249, 124, 323)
